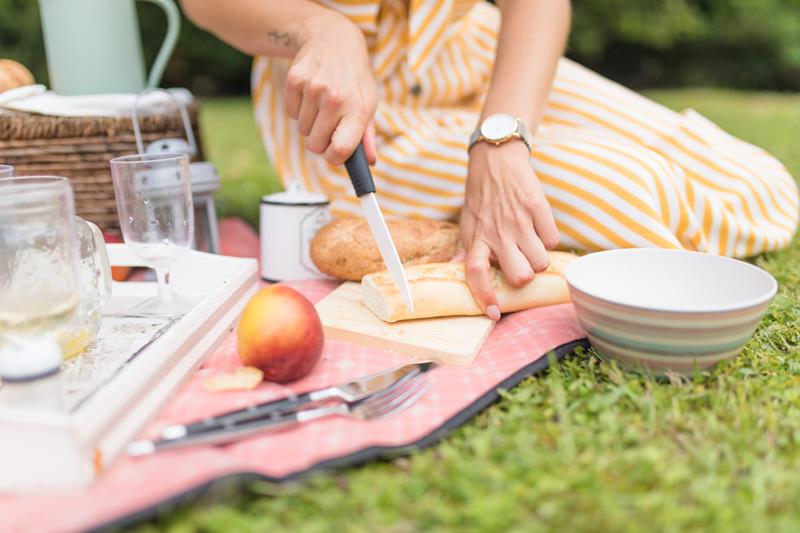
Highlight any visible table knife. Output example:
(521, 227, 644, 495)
(129, 374, 431, 457)
(344, 143, 414, 312)
(158, 361, 437, 441)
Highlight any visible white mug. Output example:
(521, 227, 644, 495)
(260, 183, 331, 281)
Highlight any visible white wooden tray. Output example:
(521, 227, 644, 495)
(0, 244, 258, 492)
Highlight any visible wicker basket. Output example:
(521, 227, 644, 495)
(0, 106, 204, 235)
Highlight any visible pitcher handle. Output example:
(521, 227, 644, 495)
(83, 220, 113, 307)
(139, 0, 181, 89)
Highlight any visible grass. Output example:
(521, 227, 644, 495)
(199, 97, 281, 228)
(140, 89, 800, 532)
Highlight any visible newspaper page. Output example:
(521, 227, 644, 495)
(61, 315, 179, 412)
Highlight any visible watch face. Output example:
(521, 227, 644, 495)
(480, 113, 517, 141)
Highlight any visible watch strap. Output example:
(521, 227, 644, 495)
(516, 119, 534, 152)
(468, 127, 481, 151)
(468, 116, 533, 152)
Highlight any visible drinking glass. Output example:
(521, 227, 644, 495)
(0, 165, 13, 178)
(0, 177, 80, 351)
(110, 153, 194, 316)
(0, 176, 111, 358)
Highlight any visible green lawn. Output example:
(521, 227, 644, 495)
(144, 90, 800, 532)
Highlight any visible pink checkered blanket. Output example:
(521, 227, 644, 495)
(0, 279, 586, 532)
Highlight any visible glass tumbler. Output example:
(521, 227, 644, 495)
(0, 177, 112, 358)
(0, 177, 80, 352)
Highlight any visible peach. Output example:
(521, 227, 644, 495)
(237, 285, 324, 383)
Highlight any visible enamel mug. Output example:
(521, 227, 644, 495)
(260, 184, 331, 281)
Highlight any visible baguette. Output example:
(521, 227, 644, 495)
(362, 251, 578, 322)
(311, 216, 460, 281)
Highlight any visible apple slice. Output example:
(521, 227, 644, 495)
(203, 366, 264, 392)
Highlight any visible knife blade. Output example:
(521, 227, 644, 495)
(345, 144, 414, 312)
(158, 361, 437, 441)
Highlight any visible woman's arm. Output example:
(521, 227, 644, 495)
(180, 0, 377, 164)
(460, 0, 571, 320)
(180, 0, 339, 59)
(481, 0, 570, 126)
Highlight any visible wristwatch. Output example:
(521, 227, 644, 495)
(468, 113, 534, 152)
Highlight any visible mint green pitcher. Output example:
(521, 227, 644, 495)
(38, 0, 180, 95)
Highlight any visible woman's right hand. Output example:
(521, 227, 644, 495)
(285, 14, 378, 166)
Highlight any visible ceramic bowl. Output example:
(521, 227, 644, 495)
(564, 249, 777, 375)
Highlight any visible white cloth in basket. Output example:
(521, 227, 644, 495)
(0, 85, 193, 117)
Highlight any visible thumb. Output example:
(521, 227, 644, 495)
(450, 249, 466, 263)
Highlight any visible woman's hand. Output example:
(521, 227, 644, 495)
(284, 14, 378, 165)
(459, 141, 560, 320)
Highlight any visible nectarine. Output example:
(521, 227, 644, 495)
(237, 285, 324, 383)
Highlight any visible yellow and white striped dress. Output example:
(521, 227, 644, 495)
(252, 0, 799, 256)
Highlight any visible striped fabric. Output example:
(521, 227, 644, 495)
(251, 0, 799, 257)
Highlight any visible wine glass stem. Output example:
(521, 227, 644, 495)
(155, 267, 175, 302)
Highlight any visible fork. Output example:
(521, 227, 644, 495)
(127, 372, 431, 456)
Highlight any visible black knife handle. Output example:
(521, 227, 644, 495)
(344, 143, 375, 197)
(176, 392, 314, 437)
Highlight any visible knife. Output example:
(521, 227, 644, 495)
(345, 143, 414, 312)
(129, 374, 432, 457)
(158, 361, 437, 441)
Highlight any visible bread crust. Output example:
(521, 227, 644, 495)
(362, 251, 579, 322)
(310, 216, 460, 281)
(0, 60, 34, 93)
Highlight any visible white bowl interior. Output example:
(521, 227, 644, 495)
(565, 249, 777, 312)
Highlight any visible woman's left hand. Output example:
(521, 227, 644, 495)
(459, 141, 560, 320)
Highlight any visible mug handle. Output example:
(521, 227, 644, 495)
(82, 220, 113, 307)
(139, 0, 181, 89)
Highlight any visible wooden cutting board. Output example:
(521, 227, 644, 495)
(315, 282, 494, 365)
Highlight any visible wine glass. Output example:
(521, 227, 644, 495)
(0, 165, 13, 178)
(110, 153, 194, 317)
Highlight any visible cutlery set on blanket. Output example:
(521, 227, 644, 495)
(128, 361, 437, 456)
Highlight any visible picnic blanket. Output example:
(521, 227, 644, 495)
(0, 220, 588, 532)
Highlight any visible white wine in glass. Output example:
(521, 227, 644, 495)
(110, 153, 194, 317)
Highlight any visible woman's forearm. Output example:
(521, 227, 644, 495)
(481, 0, 571, 129)
(180, 0, 351, 59)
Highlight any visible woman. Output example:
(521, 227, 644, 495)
(182, 0, 798, 320)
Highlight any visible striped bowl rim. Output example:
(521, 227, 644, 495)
(565, 249, 777, 314)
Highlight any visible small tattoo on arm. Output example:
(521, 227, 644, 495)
(267, 30, 297, 48)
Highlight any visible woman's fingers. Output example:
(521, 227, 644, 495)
(494, 238, 534, 287)
(517, 229, 550, 273)
(464, 239, 500, 321)
(284, 71, 303, 120)
(307, 95, 345, 155)
(531, 195, 560, 250)
(450, 249, 466, 263)
(325, 113, 364, 166)
(363, 120, 377, 165)
(297, 93, 319, 137)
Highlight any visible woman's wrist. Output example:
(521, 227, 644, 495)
(298, 8, 363, 51)
(468, 140, 530, 173)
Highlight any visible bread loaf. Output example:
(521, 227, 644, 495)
(311, 216, 460, 281)
(362, 251, 578, 322)
(0, 59, 35, 93)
